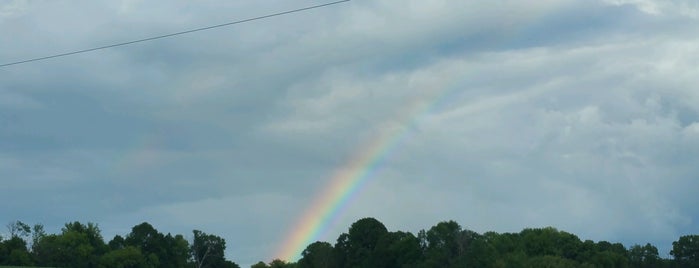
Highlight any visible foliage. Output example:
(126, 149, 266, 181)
(298, 241, 335, 268)
(251, 259, 295, 268)
(0, 220, 239, 268)
(191, 229, 240, 268)
(98, 246, 150, 268)
(671, 235, 699, 268)
(0, 218, 696, 268)
(257, 218, 690, 268)
(629, 243, 660, 268)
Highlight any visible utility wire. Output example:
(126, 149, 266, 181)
(0, 0, 350, 68)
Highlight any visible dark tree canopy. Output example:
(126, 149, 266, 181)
(629, 243, 660, 268)
(0, 217, 695, 268)
(344, 217, 389, 267)
(191, 229, 240, 268)
(299, 241, 336, 268)
(256, 218, 687, 268)
(0, 220, 239, 268)
(671, 235, 699, 268)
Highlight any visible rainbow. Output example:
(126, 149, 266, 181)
(273, 2, 563, 260)
(273, 84, 456, 261)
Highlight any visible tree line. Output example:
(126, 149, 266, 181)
(1, 218, 697, 267)
(0, 220, 239, 268)
(253, 218, 699, 268)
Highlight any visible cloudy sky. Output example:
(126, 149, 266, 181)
(2, 0, 699, 265)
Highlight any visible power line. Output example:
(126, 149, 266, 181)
(0, 0, 350, 68)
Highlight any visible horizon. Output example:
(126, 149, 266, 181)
(2, 0, 698, 266)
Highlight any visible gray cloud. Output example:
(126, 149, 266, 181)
(2, 0, 699, 265)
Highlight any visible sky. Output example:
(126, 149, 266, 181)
(1, 0, 699, 266)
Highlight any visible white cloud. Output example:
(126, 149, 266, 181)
(0, 0, 28, 19)
(603, 0, 699, 18)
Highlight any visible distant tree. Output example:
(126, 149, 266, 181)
(483, 231, 520, 256)
(2, 217, 695, 268)
(344, 217, 389, 267)
(1, 221, 34, 266)
(249, 259, 295, 268)
(0, 235, 33, 266)
(190, 229, 239, 268)
(99, 246, 151, 268)
(2, 220, 245, 267)
(629, 243, 660, 268)
(251, 261, 269, 268)
(109, 235, 127, 250)
(520, 227, 561, 257)
(609, 242, 628, 257)
(31, 223, 46, 252)
(125, 222, 166, 267)
(333, 233, 350, 268)
(34, 223, 102, 267)
(417, 229, 428, 251)
(459, 229, 496, 267)
(374, 231, 422, 268)
(298, 241, 336, 268)
(31, 233, 55, 266)
(576, 239, 598, 264)
(671, 235, 699, 268)
(519, 227, 583, 260)
(494, 251, 528, 268)
(268, 258, 295, 268)
(0, 238, 5, 263)
(164, 233, 191, 267)
(122, 222, 192, 267)
(591, 250, 629, 268)
(422, 220, 462, 267)
(6, 221, 31, 240)
(63, 221, 109, 256)
(557, 231, 583, 260)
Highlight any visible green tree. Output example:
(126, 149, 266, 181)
(249, 259, 294, 268)
(421, 220, 463, 267)
(333, 233, 350, 268)
(671, 235, 699, 268)
(0, 236, 33, 266)
(0, 238, 5, 263)
(0, 221, 34, 266)
(31, 223, 46, 253)
(629, 243, 660, 268)
(493, 251, 528, 268)
(125, 222, 166, 267)
(6, 221, 31, 240)
(164, 233, 191, 267)
(298, 241, 336, 268)
(459, 230, 496, 267)
(520, 227, 561, 257)
(484, 231, 521, 257)
(344, 217, 389, 268)
(99, 246, 151, 268)
(251, 261, 270, 268)
(110, 235, 127, 250)
(30, 221, 107, 267)
(268, 259, 295, 268)
(519, 227, 583, 261)
(575, 240, 598, 264)
(64, 221, 109, 256)
(191, 229, 239, 268)
(374, 231, 422, 268)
